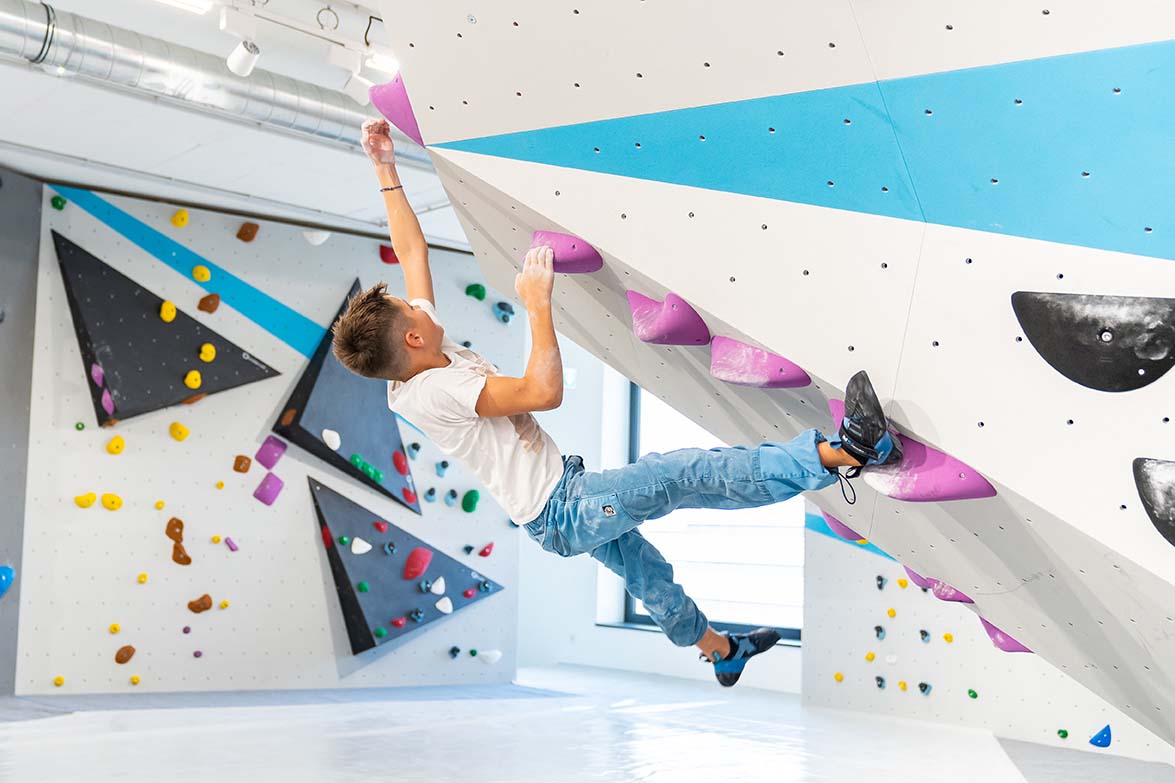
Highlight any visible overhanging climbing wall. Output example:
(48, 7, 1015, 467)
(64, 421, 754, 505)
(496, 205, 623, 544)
(378, 0, 1175, 745)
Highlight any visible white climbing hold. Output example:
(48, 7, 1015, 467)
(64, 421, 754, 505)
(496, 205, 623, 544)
(351, 537, 373, 555)
(302, 229, 331, 246)
(479, 649, 503, 665)
(435, 596, 454, 614)
(430, 576, 446, 595)
(885, 654, 898, 665)
(322, 429, 341, 450)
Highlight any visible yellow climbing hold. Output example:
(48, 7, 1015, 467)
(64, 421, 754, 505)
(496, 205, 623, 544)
(855, 539, 868, 545)
(899, 681, 908, 691)
(160, 300, 177, 323)
(105, 435, 125, 455)
(943, 633, 954, 643)
(897, 578, 909, 589)
(183, 370, 202, 390)
(101, 493, 123, 511)
(833, 672, 844, 683)
(215, 481, 224, 490)
(137, 573, 148, 584)
(211, 535, 221, 543)
(75, 492, 97, 508)
(155, 500, 165, 510)
(53, 676, 64, 687)
(109, 623, 120, 635)
(887, 608, 896, 618)
(219, 600, 230, 609)
(192, 265, 211, 282)
(198, 343, 216, 363)
(170, 209, 189, 228)
(130, 675, 141, 685)
(865, 651, 876, 662)
(169, 421, 189, 441)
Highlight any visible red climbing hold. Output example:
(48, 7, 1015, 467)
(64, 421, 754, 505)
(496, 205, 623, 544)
(709, 336, 811, 389)
(463, 588, 476, 599)
(626, 291, 711, 346)
(402, 487, 418, 505)
(393, 450, 409, 476)
(379, 244, 399, 265)
(530, 230, 604, 274)
(373, 521, 389, 533)
(402, 546, 432, 579)
(828, 399, 997, 502)
(369, 73, 424, 146)
(479, 542, 494, 558)
(321, 526, 333, 549)
(391, 617, 407, 628)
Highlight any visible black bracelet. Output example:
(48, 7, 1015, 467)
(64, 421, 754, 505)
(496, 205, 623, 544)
(380, 185, 404, 193)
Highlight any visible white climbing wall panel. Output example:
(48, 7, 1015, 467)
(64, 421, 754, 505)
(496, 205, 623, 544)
(379, 0, 1175, 746)
(20, 189, 521, 694)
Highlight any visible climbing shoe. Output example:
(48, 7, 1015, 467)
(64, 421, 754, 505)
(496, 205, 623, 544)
(838, 370, 902, 477)
(702, 627, 782, 687)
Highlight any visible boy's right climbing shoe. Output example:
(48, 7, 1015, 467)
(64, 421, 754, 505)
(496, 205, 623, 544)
(703, 627, 782, 687)
(838, 370, 902, 477)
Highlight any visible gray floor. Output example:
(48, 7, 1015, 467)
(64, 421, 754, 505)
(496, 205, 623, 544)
(0, 666, 1169, 782)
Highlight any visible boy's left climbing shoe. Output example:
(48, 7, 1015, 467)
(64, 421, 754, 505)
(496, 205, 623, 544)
(703, 627, 782, 687)
(838, 370, 903, 476)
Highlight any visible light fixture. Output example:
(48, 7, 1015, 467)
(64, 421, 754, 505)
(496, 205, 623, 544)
(226, 40, 261, 77)
(364, 53, 400, 76)
(220, 7, 260, 77)
(153, 0, 216, 14)
(328, 45, 374, 106)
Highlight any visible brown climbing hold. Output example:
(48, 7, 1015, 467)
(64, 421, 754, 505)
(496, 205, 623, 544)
(197, 293, 220, 313)
(166, 517, 184, 543)
(181, 393, 207, 405)
(237, 222, 259, 242)
(233, 455, 251, 473)
(188, 594, 212, 613)
(280, 409, 297, 427)
(172, 542, 191, 566)
(115, 645, 136, 664)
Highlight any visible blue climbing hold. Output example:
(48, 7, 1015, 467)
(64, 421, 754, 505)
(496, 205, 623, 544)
(436, 460, 449, 478)
(1089, 724, 1112, 748)
(874, 625, 886, 641)
(493, 301, 515, 324)
(0, 566, 13, 600)
(444, 489, 458, 507)
(424, 487, 437, 502)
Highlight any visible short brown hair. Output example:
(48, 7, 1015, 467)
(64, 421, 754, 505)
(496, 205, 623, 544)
(331, 282, 410, 380)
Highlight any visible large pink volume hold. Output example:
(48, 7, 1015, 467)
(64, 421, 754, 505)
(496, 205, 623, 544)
(626, 291, 711, 346)
(710, 336, 811, 388)
(369, 74, 423, 146)
(827, 399, 996, 502)
(531, 231, 603, 274)
(979, 617, 1032, 653)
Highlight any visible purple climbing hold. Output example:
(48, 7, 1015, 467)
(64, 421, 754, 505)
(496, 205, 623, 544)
(709, 336, 811, 389)
(821, 511, 864, 542)
(979, 617, 1032, 653)
(254, 435, 287, 470)
(369, 73, 423, 146)
(224, 537, 239, 552)
(828, 399, 996, 502)
(903, 566, 934, 590)
(100, 388, 115, 415)
(626, 291, 711, 346)
(929, 579, 973, 604)
(90, 363, 105, 387)
(253, 472, 284, 506)
(531, 230, 603, 274)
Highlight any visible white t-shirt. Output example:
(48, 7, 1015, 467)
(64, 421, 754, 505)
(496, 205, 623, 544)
(386, 299, 564, 525)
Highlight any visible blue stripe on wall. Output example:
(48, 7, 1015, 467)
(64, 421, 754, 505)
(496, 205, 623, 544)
(439, 39, 1175, 262)
(804, 512, 894, 561)
(53, 186, 325, 358)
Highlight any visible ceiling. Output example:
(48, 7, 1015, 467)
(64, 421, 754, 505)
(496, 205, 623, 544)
(0, 0, 465, 246)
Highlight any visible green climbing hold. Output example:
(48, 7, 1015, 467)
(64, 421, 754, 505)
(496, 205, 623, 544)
(967, 689, 978, 699)
(374, 626, 387, 638)
(372, 468, 384, 483)
(1057, 729, 1069, 739)
(461, 490, 480, 513)
(357, 581, 370, 593)
(350, 453, 363, 468)
(469, 648, 478, 657)
(75, 422, 85, 431)
(50, 195, 67, 211)
(338, 536, 351, 546)
(465, 283, 486, 301)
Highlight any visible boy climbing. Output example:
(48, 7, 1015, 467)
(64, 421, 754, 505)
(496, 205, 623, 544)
(332, 119, 902, 686)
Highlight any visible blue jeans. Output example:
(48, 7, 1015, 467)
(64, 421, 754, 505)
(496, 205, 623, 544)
(523, 428, 836, 647)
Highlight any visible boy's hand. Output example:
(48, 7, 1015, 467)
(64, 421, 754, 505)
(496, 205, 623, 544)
(515, 246, 555, 309)
(361, 119, 397, 168)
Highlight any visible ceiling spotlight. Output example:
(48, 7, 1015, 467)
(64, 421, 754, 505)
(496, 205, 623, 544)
(365, 53, 400, 76)
(226, 39, 261, 77)
(342, 72, 374, 105)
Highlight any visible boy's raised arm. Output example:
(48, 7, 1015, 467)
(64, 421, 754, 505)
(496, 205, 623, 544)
(361, 119, 435, 305)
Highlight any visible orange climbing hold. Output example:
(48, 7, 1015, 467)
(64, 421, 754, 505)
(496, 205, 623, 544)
(197, 293, 220, 313)
(236, 222, 259, 242)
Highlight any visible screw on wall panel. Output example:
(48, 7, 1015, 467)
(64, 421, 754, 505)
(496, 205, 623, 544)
(467, 14, 477, 23)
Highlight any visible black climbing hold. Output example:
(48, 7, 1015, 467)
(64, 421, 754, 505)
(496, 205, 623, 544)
(918, 682, 932, 695)
(449, 646, 462, 659)
(1011, 292, 1175, 392)
(874, 625, 886, 640)
(919, 629, 930, 643)
(1134, 458, 1175, 547)
(463, 545, 475, 555)
(875, 676, 886, 689)
(876, 575, 887, 590)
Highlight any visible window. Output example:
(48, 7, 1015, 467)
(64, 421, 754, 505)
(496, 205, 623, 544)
(624, 385, 804, 641)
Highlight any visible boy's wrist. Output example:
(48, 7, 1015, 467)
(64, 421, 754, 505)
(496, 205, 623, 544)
(374, 163, 400, 188)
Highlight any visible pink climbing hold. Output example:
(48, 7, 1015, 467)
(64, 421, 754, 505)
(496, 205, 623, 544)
(979, 617, 1032, 653)
(626, 291, 711, 346)
(827, 399, 996, 502)
(252, 472, 284, 506)
(369, 73, 423, 146)
(255, 435, 287, 470)
(929, 579, 973, 604)
(90, 363, 105, 387)
(531, 230, 604, 274)
(821, 511, 864, 542)
(903, 566, 934, 590)
(709, 336, 811, 389)
(100, 388, 115, 415)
